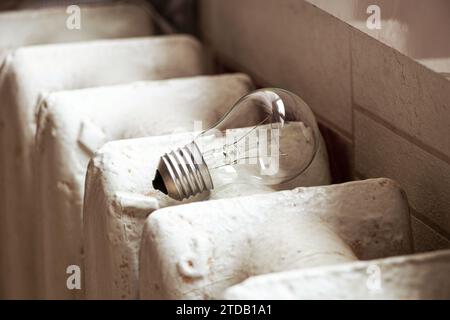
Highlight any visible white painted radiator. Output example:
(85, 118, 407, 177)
(0, 3, 206, 298)
(0, 2, 152, 298)
(0, 1, 449, 300)
(35, 73, 253, 298)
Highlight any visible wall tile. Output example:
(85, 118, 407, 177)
(352, 29, 450, 160)
(411, 215, 450, 253)
(200, 0, 353, 135)
(355, 110, 450, 235)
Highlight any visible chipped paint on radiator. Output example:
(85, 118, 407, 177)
(83, 126, 331, 299)
(34, 74, 253, 299)
(138, 178, 412, 299)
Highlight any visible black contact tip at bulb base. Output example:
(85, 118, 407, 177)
(152, 170, 168, 195)
(153, 141, 214, 201)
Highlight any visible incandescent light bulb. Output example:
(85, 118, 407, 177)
(152, 88, 319, 200)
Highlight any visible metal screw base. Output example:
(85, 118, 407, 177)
(152, 141, 213, 201)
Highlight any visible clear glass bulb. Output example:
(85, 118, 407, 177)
(152, 88, 319, 201)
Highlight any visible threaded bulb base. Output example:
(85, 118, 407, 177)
(152, 141, 213, 201)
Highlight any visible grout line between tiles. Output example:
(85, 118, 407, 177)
(210, 49, 353, 141)
(354, 104, 450, 166)
(410, 209, 450, 244)
(349, 26, 356, 179)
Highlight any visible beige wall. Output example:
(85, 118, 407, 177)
(199, 0, 450, 253)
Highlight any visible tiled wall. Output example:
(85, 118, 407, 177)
(199, 0, 450, 252)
